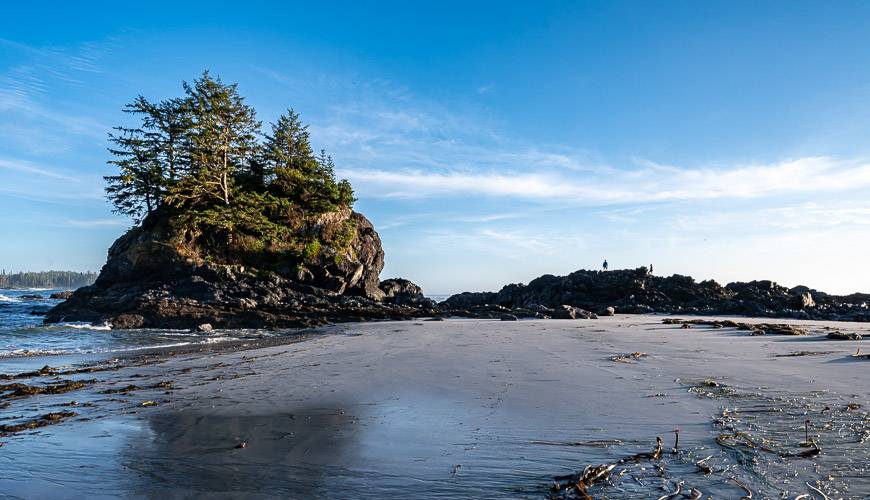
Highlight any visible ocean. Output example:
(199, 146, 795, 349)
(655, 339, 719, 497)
(0, 289, 455, 359)
(0, 289, 266, 358)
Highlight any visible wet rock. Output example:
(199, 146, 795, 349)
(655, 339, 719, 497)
(500, 313, 519, 321)
(196, 323, 213, 333)
(50, 290, 74, 300)
(112, 313, 145, 329)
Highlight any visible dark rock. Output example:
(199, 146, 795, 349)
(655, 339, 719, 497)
(440, 267, 870, 322)
(500, 313, 519, 321)
(112, 314, 145, 329)
(789, 292, 815, 309)
(50, 291, 74, 300)
(439, 291, 497, 309)
(20, 294, 45, 300)
(379, 278, 435, 307)
(44, 209, 438, 330)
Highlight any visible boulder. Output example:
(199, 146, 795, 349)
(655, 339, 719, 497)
(788, 292, 815, 309)
(112, 314, 145, 329)
(600, 306, 616, 316)
(379, 278, 436, 308)
(553, 305, 597, 320)
(50, 290, 74, 300)
(196, 323, 213, 333)
(500, 313, 519, 321)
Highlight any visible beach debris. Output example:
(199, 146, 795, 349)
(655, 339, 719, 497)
(235, 441, 247, 449)
(0, 411, 77, 436)
(731, 477, 753, 499)
(99, 384, 142, 394)
(671, 428, 680, 454)
(663, 318, 739, 328)
(449, 464, 461, 477)
(826, 330, 861, 340)
(0, 379, 95, 400)
(656, 480, 683, 500)
(695, 455, 713, 474)
(662, 318, 807, 335)
(550, 437, 663, 498)
(774, 351, 835, 357)
(609, 351, 647, 363)
(805, 481, 831, 500)
(196, 323, 213, 333)
(551, 462, 616, 498)
(530, 439, 623, 447)
(852, 347, 870, 359)
(141, 400, 159, 407)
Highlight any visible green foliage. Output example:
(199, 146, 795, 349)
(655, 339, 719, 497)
(104, 71, 359, 268)
(0, 270, 97, 289)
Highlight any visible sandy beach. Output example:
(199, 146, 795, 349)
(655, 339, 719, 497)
(1, 315, 868, 498)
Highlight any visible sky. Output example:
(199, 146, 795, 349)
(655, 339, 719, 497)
(2, 1, 870, 295)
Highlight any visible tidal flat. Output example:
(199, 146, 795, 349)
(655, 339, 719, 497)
(1, 315, 868, 498)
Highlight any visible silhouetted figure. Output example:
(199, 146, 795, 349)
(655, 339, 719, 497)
(602, 259, 608, 271)
(649, 264, 654, 274)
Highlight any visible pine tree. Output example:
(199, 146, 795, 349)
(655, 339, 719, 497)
(104, 126, 164, 220)
(131, 96, 192, 182)
(265, 111, 354, 212)
(172, 71, 260, 207)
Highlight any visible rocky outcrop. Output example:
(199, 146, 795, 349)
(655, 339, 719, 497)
(45, 210, 437, 329)
(440, 267, 870, 322)
(379, 278, 437, 308)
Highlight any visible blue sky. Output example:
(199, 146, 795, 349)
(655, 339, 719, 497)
(3, 1, 870, 294)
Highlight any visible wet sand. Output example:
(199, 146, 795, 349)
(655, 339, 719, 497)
(1, 315, 868, 498)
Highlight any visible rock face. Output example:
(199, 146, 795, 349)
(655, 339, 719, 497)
(379, 278, 437, 308)
(440, 267, 870, 322)
(45, 210, 436, 329)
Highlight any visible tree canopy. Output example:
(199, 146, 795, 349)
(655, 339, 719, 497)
(105, 71, 355, 221)
(104, 71, 358, 267)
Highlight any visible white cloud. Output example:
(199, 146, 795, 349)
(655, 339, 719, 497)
(0, 158, 78, 181)
(65, 218, 128, 228)
(339, 156, 870, 205)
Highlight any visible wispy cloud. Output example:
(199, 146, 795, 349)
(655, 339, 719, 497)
(65, 218, 128, 228)
(340, 157, 870, 205)
(0, 158, 78, 181)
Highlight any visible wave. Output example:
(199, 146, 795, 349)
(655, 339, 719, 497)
(0, 348, 73, 357)
(0, 294, 20, 302)
(60, 322, 112, 331)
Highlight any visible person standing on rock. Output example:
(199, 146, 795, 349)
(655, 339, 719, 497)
(649, 264, 654, 274)
(602, 259, 609, 271)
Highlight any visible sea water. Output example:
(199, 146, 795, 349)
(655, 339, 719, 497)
(0, 288, 263, 359)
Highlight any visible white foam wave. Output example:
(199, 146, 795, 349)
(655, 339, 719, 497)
(61, 322, 112, 331)
(0, 294, 21, 302)
(0, 348, 76, 357)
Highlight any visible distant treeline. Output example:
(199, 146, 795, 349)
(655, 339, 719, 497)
(0, 270, 97, 289)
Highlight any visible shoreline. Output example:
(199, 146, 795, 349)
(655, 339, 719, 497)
(1, 315, 868, 498)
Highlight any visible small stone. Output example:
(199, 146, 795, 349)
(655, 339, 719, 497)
(196, 323, 213, 333)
